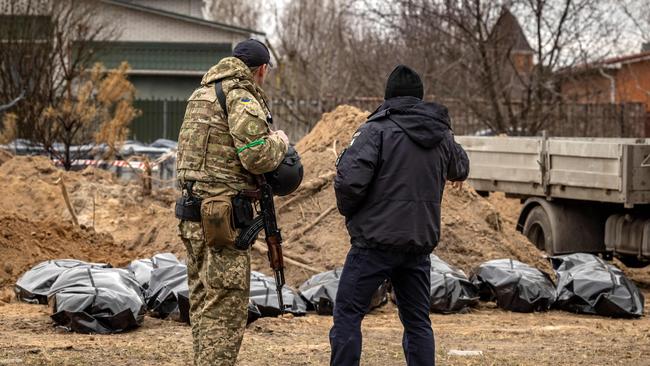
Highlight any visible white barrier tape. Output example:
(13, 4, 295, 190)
(53, 159, 171, 172)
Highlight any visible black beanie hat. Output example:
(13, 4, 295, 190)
(384, 65, 424, 100)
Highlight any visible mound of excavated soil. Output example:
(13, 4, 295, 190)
(269, 105, 549, 286)
(0, 106, 550, 295)
(0, 214, 132, 302)
(0, 156, 183, 263)
(0, 156, 184, 300)
(0, 149, 12, 166)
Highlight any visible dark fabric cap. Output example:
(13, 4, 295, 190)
(384, 65, 424, 100)
(233, 39, 272, 68)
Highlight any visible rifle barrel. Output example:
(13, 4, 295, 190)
(275, 271, 285, 313)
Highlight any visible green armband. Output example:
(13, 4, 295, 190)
(237, 139, 266, 154)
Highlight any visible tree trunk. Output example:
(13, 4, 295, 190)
(64, 137, 71, 171)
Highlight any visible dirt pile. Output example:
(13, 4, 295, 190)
(0, 106, 549, 294)
(0, 214, 131, 302)
(270, 105, 549, 286)
(260, 106, 369, 285)
(437, 186, 549, 272)
(0, 149, 12, 166)
(0, 156, 184, 290)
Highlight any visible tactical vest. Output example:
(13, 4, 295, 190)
(176, 78, 270, 190)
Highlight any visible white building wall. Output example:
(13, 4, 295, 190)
(128, 0, 204, 19)
(95, 1, 248, 45)
(2, 0, 255, 45)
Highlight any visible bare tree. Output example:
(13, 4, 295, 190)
(41, 62, 139, 170)
(267, 0, 403, 131)
(0, 0, 57, 137)
(265, 0, 630, 136)
(359, 0, 624, 134)
(0, 0, 138, 169)
(619, 0, 650, 45)
(266, 1, 350, 125)
(204, 0, 262, 29)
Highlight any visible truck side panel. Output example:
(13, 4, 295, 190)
(456, 136, 650, 206)
(457, 136, 543, 196)
(548, 140, 622, 191)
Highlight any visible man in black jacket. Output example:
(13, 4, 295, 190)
(329, 65, 470, 366)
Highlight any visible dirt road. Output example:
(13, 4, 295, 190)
(1, 296, 648, 366)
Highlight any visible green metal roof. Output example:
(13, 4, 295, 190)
(89, 42, 231, 72)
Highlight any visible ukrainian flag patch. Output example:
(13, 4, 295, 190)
(240, 97, 252, 104)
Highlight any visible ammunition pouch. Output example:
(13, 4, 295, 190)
(175, 182, 259, 249)
(201, 196, 237, 248)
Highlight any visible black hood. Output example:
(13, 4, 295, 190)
(367, 96, 451, 149)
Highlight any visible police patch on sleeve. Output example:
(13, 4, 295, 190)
(349, 131, 361, 146)
(335, 148, 347, 167)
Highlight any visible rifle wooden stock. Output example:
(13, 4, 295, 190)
(266, 235, 285, 273)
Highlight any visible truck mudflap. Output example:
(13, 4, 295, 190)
(605, 214, 650, 263)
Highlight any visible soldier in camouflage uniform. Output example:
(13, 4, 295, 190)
(176, 39, 288, 366)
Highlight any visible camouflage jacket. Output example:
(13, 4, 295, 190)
(177, 57, 288, 197)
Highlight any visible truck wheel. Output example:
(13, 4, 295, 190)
(523, 206, 554, 254)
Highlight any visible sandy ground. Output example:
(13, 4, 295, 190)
(1, 296, 649, 366)
(4, 192, 648, 366)
(2, 108, 650, 365)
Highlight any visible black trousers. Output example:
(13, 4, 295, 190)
(329, 247, 434, 366)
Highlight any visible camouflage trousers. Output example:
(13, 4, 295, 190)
(179, 220, 251, 366)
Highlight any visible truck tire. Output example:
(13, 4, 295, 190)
(523, 206, 554, 254)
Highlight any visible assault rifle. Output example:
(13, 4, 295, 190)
(235, 176, 287, 313)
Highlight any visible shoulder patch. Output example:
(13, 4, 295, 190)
(240, 97, 252, 104)
(349, 131, 361, 146)
(335, 148, 348, 167)
(246, 119, 266, 135)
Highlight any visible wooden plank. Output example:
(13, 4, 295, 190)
(468, 152, 539, 168)
(549, 170, 621, 190)
(550, 155, 620, 175)
(470, 165, 540, 183)
(548, 186, 626, 204)
(548, 140, 622, 159)
(549, 137, 650, 144)
(468, 180, 545, 197)
(456, 136, 541, 155)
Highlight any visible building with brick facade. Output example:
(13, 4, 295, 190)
(560, 50, 650, 136)
(561, 50, 650, 106)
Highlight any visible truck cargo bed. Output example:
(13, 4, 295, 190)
(455, 136, 650, 207)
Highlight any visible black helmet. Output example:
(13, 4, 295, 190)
(265, 145, 303, 196)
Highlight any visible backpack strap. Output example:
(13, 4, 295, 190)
(214, 80, 228, 118)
